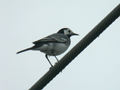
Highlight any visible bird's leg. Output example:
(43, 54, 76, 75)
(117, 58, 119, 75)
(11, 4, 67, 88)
(55, 56, 59, 62)
(54, 56, 63, 72)
(45, 54, 53, 67)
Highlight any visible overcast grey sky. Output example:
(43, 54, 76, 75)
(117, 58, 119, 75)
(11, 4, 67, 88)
(0, 0, 120, 90)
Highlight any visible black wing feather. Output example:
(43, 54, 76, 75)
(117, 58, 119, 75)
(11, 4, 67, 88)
(33, 34, 67, 44)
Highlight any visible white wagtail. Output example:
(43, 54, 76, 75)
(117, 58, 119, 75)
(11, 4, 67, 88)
(17, 28, 78, 67)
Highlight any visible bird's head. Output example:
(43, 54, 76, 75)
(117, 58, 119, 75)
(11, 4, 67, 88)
(57, 28, 78, 37)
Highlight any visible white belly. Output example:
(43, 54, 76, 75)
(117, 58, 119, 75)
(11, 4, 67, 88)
(34, 43, 69, 56)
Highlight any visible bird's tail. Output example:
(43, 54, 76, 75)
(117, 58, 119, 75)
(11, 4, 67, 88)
(16, 47, 32, 54)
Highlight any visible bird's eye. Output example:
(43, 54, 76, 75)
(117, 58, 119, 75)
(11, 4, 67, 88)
(68, 30, 71, 33)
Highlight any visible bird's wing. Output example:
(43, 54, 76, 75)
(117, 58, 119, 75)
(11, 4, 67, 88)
(33, 34, 67, 44)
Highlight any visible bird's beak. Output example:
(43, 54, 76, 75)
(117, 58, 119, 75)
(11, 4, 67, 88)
(72, 32, 79, 36)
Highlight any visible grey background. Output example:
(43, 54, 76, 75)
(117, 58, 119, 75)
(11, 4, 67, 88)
(0, 0, 120, 90)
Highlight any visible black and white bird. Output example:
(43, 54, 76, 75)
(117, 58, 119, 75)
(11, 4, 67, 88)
(17, 28, 78, 67)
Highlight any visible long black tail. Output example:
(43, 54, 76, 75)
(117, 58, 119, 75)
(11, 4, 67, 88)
(16, 47, 32, 54)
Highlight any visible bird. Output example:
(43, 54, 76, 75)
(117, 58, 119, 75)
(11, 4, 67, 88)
(16, 28, 78, 67)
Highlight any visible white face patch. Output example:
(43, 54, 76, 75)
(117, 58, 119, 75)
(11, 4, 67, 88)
(64, 29, 73, 35)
